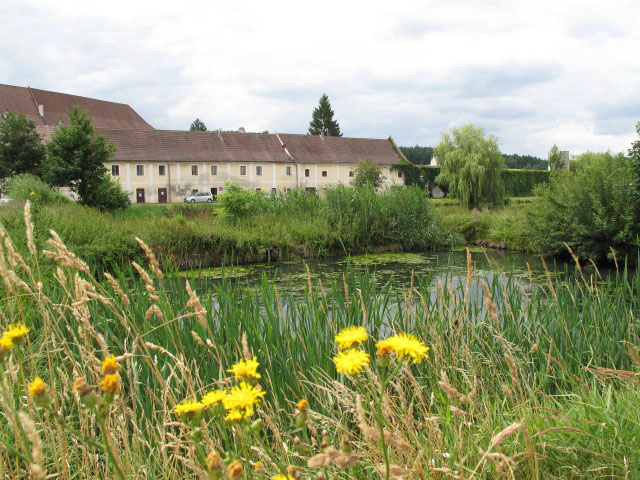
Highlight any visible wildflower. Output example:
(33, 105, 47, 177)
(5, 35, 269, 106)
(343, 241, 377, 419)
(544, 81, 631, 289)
(385, 333, 430, 364)
(3, 323, 29, 344)
(375, 338, 394, 357)
(174, 400, 204, 416)
(101, 355, 121, 374)
(98, 374, 120, 395)
(30, 191, 35, 196)
(206, 451, 223, 478)
(254, 461, 265, 473)
(227, 356, 261, 380)
(73, 377, 97, 409)
(335, 326, 368, 350)
(202, 389, 227, 405)
(295, 399, 308, 428)
(28, 377, 48, 397)
(224, 409, 245, 422)
(223, 382, 266, 419)
(333, 349, 370, 375)
(272, 474, 295, 480)
(297, 399, 308, 412)
(227, 460, 243, 480)
(0, 337, 13, 362)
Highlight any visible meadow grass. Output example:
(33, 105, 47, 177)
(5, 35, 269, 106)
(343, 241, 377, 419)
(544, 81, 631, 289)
(0, 204, 638, 479)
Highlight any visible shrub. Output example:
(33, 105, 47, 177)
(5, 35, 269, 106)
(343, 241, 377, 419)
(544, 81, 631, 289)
(527, 151, 637, 261)
(219, 182, 263, 220)
(82, 175, 131, 212)
(4, 173, 70, 205)
(502, 169, 549, 197)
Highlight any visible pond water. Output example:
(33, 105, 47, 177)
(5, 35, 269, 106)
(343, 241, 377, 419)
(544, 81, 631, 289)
(181, 249, 595, 298)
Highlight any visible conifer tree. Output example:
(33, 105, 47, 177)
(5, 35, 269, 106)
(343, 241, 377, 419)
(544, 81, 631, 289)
(190, 118, 207, 131)
(308, 94, 342, 137)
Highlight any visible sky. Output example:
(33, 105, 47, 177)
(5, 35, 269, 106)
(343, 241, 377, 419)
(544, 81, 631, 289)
(1, 0, 639, 158)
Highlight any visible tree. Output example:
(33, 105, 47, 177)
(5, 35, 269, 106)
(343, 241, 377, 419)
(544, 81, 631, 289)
(0, 111, 46, 179)
(548, 144, 563, 170)
(351, 158, 385, 189)
(45, 106, 128, 210)
(308, 94, 342, 137)
(629, 121, 640, 237)
(434, 124, 503, 208)
(190, 118, 207, 131)
(400, 145, 433, 165)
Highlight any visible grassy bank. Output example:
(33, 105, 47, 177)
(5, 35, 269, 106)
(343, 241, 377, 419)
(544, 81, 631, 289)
(1, 210, 639, 479)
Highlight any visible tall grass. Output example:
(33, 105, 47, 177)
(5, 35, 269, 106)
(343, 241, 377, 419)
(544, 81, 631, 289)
(1, 204, 639, 478)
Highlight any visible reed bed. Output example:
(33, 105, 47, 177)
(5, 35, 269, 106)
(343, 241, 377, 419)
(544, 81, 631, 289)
(0, 202, 638, 479)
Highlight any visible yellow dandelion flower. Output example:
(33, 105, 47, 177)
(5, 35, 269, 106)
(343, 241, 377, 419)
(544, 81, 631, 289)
(297, 399, 308, 412)
(272, 475, 295, 480)
(224, 408, 247, 422)
(98, 374, 120, 395)
(227, 460, 243, 480)
(227, 356, 261, 380)
(201, 389, 227, 407)
(101, 355, 121, 374)
(386, 333, 430, 363)
(3, 323, 29, 343)
(28, 377, 48, 397)
(0, 336, 13, 352)
(335, 326, 368, 350)
(333, 349, 370, 375)
(223, 382, 266, 418)
(174, 400, 204, 416)
(375, 338, 395, 357)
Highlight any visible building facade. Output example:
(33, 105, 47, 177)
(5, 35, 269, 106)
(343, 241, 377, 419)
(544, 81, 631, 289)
(1, 84, 406, 202)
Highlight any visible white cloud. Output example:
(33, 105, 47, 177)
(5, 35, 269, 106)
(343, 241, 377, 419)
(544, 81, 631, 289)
(1, 0, 638, 157)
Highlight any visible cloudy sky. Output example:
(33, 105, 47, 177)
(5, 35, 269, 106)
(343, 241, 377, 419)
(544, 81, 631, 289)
(1, 0, 638, 157)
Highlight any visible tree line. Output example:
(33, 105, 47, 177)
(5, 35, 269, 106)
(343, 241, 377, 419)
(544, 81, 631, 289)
(0, 108, 129, 211)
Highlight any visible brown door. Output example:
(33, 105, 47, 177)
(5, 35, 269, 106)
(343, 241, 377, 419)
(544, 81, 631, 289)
(210, 187, 217, 201)
(136, 189, 145, 204)
(158, 188, 167, 204)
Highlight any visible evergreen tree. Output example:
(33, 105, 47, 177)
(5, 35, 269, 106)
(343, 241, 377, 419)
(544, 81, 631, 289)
(308, 94, 342, 137)
(190, 118, 207, 131)
(45, 106, 128, 210)
(0, 111, 46, 179)
(435, 123, 504, 208)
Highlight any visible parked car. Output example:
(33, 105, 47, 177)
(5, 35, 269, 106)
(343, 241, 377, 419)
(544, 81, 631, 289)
(184, 192, 214, 203)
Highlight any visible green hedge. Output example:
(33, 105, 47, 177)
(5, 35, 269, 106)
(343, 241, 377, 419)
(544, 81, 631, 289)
(392, 162, 549, 197)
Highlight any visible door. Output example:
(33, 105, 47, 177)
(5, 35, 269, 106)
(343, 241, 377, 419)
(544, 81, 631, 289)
(136, 188, 145, 204)
(158, 188, 167, 204)
(210, 187, 217, 201)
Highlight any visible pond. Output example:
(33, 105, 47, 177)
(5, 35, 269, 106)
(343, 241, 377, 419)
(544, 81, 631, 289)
(180, 249, 598, 299)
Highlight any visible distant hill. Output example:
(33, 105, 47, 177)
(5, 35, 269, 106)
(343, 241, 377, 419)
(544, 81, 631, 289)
(400, 144, 547, 170)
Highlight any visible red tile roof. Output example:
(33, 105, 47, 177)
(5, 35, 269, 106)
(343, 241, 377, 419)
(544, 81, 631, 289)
(0, 83, 153, 130)
(37, 127, 402, 165)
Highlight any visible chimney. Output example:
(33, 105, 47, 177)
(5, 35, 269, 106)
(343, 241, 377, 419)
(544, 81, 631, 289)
(38, 105, 44, 118)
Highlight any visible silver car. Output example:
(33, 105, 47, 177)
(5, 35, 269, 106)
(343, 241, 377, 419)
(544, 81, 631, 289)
(184, 192, 214, 203)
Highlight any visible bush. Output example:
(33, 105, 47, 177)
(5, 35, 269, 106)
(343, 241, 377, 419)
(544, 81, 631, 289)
(4, 174, 70, 205)
(219, 182, 264, 220)
(502, 169, 549, 197)
(82, 175, 131, 212)
(527, 151, 637, 261)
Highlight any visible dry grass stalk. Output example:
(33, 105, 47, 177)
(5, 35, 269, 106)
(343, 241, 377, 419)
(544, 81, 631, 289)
(504, 355, 521, 394)
(135, 236, 163, 281)
(185, 280, 207, 328)
(145, 304, 163, 321)
(469, 422, 524, 479)
(104, 272, 130, 306)
(24, 201, 37, 259)
(18, 411, 46, 480)
(132, 261, 160, 302)
(43, 230, 90, 273)
(481, 281, 499, 326)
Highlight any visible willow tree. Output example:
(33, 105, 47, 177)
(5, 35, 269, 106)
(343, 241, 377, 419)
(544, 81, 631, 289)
(434, 124, 503, 208)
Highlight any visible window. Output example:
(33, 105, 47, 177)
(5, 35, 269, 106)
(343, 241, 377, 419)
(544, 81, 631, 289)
(240, 165, 247, 176)
(192, 189, 198, 195)
(304, 168, 310, 177)
(271, 188, 277, 194)
(191, 165, 199, 176)
(111, 165, 120, 176)
(321, 170, 327, 177)
(136, 165, 144, 176)
(285, 166, 292, 176)
(398, 171, 403, 178)
(158, 165, 166, 176)
(348, 170, 354, 177)
(256, 165, 263, 176)
(210, 165, 218, 176)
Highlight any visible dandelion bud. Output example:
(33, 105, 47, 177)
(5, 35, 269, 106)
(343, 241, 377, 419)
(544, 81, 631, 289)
(340, 435, 352, 453)
(205, 451, 223, 480)
(227, 460, 243, 480)
(250, 418, 264, 433)
(73, 378, 97, 409)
